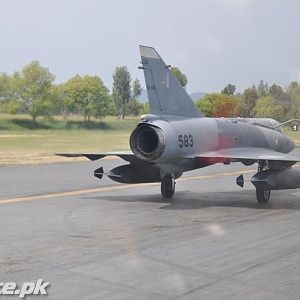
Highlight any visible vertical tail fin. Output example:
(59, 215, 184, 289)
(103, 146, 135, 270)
(139, 45, 203, 118)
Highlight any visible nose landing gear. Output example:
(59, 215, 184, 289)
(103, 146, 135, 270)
(161, 174, 175, 199)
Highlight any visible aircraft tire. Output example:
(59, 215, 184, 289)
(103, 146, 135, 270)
(161, 174, 175, 199)
(256, 187, 270, 204)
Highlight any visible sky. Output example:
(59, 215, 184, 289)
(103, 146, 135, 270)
(0, 0, 300, 93)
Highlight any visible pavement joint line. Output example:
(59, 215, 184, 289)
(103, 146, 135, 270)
(1, 165, 300, 205)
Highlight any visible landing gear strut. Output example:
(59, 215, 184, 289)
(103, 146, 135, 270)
(256, 187, 271, 204)
(161, 174, 175, 199)
(258, 160, 267, 172)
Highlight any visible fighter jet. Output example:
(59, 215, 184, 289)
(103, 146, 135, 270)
(58, 45, 300, 204)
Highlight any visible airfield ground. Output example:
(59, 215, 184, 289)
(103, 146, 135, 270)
(2, 150, 300, 299)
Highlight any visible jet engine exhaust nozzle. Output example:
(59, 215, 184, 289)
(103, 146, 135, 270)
(130, 124, 165, 161)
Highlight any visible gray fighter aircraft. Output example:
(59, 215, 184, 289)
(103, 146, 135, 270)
(58, 46, 300, 204)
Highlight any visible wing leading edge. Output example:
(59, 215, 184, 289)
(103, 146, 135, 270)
(56, 151, 141, 164)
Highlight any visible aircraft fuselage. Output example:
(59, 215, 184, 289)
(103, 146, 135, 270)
(132, 115, 294, 166)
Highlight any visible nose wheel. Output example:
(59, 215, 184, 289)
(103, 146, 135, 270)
(256, 187, 271, 204)
(161, 174, 175, 199)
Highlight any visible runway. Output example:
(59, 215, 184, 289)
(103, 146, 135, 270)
(2, 152, 300, 299)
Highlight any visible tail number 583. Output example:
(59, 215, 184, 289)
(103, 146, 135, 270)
(178, 135, 193, 148)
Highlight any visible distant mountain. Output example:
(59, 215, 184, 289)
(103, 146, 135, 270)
(138, 89, 206, 103)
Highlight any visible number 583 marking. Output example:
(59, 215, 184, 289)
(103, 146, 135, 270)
(178, 134, 193, 148)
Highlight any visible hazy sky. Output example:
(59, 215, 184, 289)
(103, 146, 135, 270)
(1, 0, 300, 93)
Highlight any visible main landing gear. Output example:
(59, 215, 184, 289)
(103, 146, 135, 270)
(236, 160, 271, 204)
(256, 186, 271, 204)
(161, 174, 175, 199)
(255, 161, 270, 204)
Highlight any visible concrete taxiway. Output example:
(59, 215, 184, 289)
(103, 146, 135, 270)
(2, 150, 300, 299)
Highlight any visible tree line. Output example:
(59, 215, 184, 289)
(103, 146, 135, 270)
(197, 80, 300, 122)
(0, 61, 146, 122)
(1, 60, 300, 123)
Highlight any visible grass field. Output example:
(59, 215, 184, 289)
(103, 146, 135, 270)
(0, 114, 138, 165)
(1, 114, 300, 165)
(283, 128, 300, 142)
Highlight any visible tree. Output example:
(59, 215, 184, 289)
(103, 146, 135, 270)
(241, 86, 258, 117)
(170, 66, 188, 88)
(290, 81, 299, 89)
(126, 98, 143, 116)
(0, 73, 12, 112)
(63, 75, 110, 122)
(0, 73, 11, 102)
(196, 97, 214, 117)
(255, 96, 284, 121)
(6, 99, 21, 114)
(257, 80, 269, 98)
(269, 84, 283, 100)
(132, 78, 142, 99)
(0, 72, 23, 114)
(19, 61, 56, 122)
(141, 102, 150, 114)
(127, 78, 143, 116)
(50, 84, 71, 124)
(213, 95, 241, 117)
(269, 83, 292, 117)
(287, 83, 300, 118)
(221, 84, 236, 95)
(112, 66, 131, 119)
(196, 93, 241, 117)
